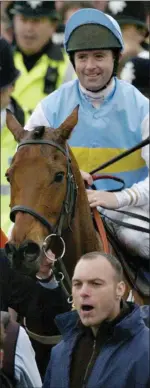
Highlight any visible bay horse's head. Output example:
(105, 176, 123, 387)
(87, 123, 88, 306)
(5, 107, 80, 276)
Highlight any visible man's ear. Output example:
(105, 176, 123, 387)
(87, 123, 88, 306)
(116, 281, 126, 300)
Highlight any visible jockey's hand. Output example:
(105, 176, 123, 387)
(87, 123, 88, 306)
(86, 190, 119, 209)
(36, 249, 55, 279)
(80, 170, 93, 186)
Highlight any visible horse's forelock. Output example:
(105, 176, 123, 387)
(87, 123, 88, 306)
(32, 126, 45, 139)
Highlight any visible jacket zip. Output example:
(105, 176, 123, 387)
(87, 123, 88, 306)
(82, 339, 96, 388)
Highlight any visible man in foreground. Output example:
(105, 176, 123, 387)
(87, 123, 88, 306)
(43, 252, 149, 388)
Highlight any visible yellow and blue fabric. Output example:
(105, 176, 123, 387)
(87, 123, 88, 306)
(41, 77, 149, 191)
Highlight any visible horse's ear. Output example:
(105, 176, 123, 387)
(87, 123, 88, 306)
(56, 106, 79, 141)
(6, 109, 27, 142)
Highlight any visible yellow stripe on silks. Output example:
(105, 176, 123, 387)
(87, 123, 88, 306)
(71, 147, 145, 173)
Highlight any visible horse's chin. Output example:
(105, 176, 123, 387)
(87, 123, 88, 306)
(5, 240, 42, 277)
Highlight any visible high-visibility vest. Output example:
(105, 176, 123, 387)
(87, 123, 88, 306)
(12, 44, 68, 123)
(1, 99, 25, 235)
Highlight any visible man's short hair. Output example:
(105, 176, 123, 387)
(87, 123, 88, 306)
(79, 251, 123, 281)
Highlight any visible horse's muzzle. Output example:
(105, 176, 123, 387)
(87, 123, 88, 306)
(5, 240, 41, 276)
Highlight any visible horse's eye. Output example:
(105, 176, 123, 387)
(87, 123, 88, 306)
(54, 172, 64, 183)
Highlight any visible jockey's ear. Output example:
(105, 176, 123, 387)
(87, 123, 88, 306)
(6, 109, 27, 142)
(56, 105, 79, 141)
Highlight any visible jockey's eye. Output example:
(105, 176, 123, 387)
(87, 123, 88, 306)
(54, 172, 64, 183)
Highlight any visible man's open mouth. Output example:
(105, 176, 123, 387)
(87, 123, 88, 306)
(81, 305, 94, 311)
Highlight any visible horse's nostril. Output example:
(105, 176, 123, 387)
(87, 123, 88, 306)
(20, 241, 41, 262)
(5, 242, 17, 261)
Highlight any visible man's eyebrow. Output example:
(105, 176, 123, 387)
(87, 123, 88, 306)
(72, 278, 105, 283)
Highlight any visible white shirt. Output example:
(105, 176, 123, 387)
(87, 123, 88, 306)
(15, 326, 42, 388)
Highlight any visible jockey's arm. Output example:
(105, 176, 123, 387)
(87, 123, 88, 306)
(115, 114, 149, 209)
(25, 102, 50, 130)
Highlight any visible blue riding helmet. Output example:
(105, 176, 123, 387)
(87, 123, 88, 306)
(64, 8, 124, 53)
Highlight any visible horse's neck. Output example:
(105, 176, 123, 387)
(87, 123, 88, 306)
(71, 153, 101, 252)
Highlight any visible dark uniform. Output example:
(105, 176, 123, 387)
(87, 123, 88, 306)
(105, 1, 149, 96)
(0, 249, 70, 378)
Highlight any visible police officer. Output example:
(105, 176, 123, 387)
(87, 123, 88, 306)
(105, 1, 150, 97)
(7, 1, 68, 122)
(105, 1, 149, 72)
(0, 37, 25, 235)
(120, 53, 150, 98)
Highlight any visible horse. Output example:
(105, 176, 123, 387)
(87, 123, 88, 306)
(5, 108, 149, 306)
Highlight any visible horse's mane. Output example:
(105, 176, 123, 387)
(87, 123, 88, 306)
(32, 126, 45, 139)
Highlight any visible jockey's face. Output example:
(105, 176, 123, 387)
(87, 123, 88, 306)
(74, 50, 114, 91)
(72, 256, 125, 332)
(14, 14, 57, 55)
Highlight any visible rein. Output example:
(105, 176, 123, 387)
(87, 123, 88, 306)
(90, 136, 150, 175)
(90, 137, 150, 234)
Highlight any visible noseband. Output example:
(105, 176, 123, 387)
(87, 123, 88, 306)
(10, 139, 78, 237)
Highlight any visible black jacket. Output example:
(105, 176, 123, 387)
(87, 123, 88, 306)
(0, 248, 70, 377)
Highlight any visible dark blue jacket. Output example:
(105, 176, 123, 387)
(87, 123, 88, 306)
(43, 304, 150, 388)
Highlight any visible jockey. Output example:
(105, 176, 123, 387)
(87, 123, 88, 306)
(25, 8, 149, 259)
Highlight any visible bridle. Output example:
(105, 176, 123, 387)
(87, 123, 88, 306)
(10, 139, 78, 235)
(9, 138, 78, 296)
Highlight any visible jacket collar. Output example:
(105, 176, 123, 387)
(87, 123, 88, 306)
(79, 77, 115, 108)
(55, 303, 146, 342)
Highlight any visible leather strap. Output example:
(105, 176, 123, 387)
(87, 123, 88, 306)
(25, 326, 62, 345)
(3, 321, 19, 380)
(92, 207, 110, 254)
(100, 209, 150, 234)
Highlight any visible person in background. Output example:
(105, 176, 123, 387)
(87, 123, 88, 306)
(43, 252, 150, 388)
(6, 0, 68, 123)
(0, 37, 25, 235)
(53, 1, 93, 47)
(105, 1, 150, 98)
(105, 1, 149, 73)
(92, 0, 108, 11)
(120, 54, 150, 98)
(61, 1, 93, 26)
(1, 2, 14, 44)
(0, 311, 42, 388)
